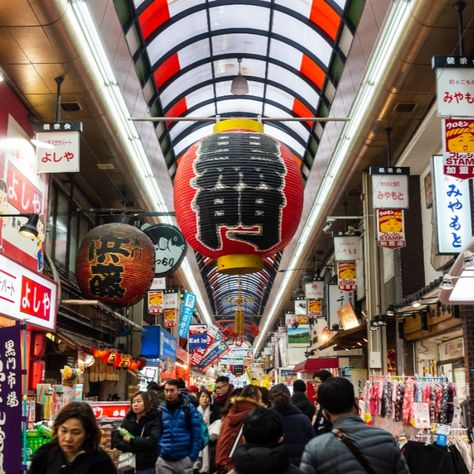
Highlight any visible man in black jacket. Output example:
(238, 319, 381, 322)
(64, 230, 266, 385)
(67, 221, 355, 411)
(291, 380, 315, 421)
(231, 407, 303, 474)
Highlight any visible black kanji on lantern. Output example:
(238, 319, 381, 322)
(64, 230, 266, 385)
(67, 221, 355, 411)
(192, 133, 287, 251)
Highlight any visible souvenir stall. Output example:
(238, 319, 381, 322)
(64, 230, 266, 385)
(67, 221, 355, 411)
(362, 375, 472, 473)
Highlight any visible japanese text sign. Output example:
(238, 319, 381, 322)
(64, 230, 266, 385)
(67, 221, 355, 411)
(90, 402, 130, 420)
(0, 324, 22, 473)
(178, 291, 196, 338)
(337, 302, 360, 330)
(147, 290, 163, 314)
(370, 167, 410, 209)
(0, 253, 57, 330)
(294, 298, 307, 316)
(432, 155, 472, 253)
(36, 130, 81, 173)
(433, 56, 474, 116)
(190, 326, 221, 366)
(163, 292, 178, 310)
(197, 340, 230, 372)
(304, 280, 324, 300)
(164, 309, 177, 328)
(334, 234, 360, 261)
(308, 299, 323, 318)
(189, 324, 208, 351)
(337, 261, 357, 291)
(377, 209, 406, 249)
(442, 118, 474, 180)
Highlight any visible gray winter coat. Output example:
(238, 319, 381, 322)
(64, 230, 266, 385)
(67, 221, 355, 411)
(299, 415, 410, 474)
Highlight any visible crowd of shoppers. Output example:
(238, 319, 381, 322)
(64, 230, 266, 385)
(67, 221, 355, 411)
(29, 375, 409, 474)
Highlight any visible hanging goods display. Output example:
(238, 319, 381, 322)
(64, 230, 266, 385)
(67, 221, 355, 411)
(76, 223, 155, 306)
(174, 119, 304, 274)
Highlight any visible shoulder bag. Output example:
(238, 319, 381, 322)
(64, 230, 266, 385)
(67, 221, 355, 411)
(117, 425, 145, 472)
(208, 418, 223, 441)
(332, 428, 376, 474)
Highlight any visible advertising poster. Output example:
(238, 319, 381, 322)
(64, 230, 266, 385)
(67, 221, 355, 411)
(147, 290, 163, 314)
(304, 280, 324, 300)
(377, 209, 406, 248)
(163, 291, 178, 310)
(287, 325, 310, 345)
(189, 324, 208, 351)
(442, 118, 474, 180)
(337, 302, 360, 330)
(308, 299, 323, 318)
(197, 340, 230, 372)
(337, 261, 357, 291)
(164, 309, 177, 328)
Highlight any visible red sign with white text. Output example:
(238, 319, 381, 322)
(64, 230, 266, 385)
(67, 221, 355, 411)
(0, 254, 57, 331)
(90, 402, 130, 420)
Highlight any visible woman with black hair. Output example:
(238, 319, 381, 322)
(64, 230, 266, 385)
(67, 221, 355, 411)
(112, 391, 161, 474)
(28, 401, 117, 474)
(269, 384, 315, 466)
(312, 370, 333, 436)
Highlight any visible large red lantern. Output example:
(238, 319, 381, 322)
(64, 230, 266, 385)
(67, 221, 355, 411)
(76, 223, 155, 306)
(174, 119, 304, 274)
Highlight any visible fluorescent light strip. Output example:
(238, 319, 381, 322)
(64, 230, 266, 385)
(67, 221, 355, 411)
(254, 0, 414, 354)
(65, 0, 212, 324)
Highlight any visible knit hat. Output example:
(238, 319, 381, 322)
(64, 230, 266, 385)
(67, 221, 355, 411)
(293, 379, 307, 393)
(188, 385, 199, 393)
(269, 383, 291, 397)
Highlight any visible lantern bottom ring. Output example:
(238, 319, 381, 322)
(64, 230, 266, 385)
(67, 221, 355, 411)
(217, 254, 263, 274)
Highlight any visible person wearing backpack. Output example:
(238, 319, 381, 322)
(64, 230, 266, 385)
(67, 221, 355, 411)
(194, 389, 212, 473)
(157, 379, 202, 474)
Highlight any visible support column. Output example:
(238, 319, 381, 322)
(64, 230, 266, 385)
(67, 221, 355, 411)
(362, 172, 387, 373)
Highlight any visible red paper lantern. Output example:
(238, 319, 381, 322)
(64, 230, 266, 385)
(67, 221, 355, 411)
(112, 353, 123, 368)
(174, 119, 303, 274)
(93, 348, 109, 359)
(106, 351, 119, 365)
(76, 223, 155, 306)
(129, 360, 140, 371)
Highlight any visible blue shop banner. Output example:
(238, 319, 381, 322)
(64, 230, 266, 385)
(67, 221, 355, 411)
(198, 340, 230, 371)
(189, 324, 208, 351)
(142, 326, 176, 363)
(178, 291, 196, 338)
(0, 324, 22, 472)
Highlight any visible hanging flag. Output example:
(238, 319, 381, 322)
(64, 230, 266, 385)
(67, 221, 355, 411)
(377, 209, 406, 249)
(337, 261, 357, 291)
(178, 291, 196, 338)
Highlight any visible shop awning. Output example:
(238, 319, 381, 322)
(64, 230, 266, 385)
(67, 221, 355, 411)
(293, 357, 339, 373)
(318, 324, 367, 351)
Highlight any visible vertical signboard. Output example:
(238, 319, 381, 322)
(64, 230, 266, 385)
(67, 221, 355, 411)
(441, 118, 474, 180)
(369, 167, 410, 209)
(377, 209, 406, 248)
(178, 291, 196, 338)
(432, 155, 472, 253)
(0, 324, 22, 473)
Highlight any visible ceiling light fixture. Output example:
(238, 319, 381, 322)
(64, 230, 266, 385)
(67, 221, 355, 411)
(254, 0, 414, 354)
(0, 213, 39, 239)
(231, 58, 249, 95)
(65, 0, 213, 326)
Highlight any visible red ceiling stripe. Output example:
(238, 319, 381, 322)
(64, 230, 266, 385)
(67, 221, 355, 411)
(138, 0, 171, 41)
(309, 0, 341, 41)
(300, 54, 325, 91)
(165, 97, 188, 126)
(154, 53, 181, 89)
(292, 98, 313, 128)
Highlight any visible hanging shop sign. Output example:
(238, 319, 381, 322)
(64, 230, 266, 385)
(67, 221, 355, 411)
(163, 291, 178, 310)
(35, 122, 83, 173)
(287, 324, 310, 346)
(150, 277, 166, 290)
(304, 280, 324, 300)
(90, 401, 131, 420)
(0, 324, 22, 473)
(337, 261, 357, 291)
(285, 311, 297, 326)
(308, 299, 323, 318)
(0, 253, 57, 330)
(197, 340, 230, 371)
(147, 290, 163, 314)
(337, 302, 360, 330)
(0, 106, 49, 272)
(432, 55, 474, 117)
(178, 291, 196, 338)
(441, 118, 474, 180)
(189, 324, 208, 351)
(334, 233, 360, 261)
(76, 223, 155, 306)
(174, 119, 304, 274)
(432, 155, 472, 253)
(143, 224, 187, 277)
(377, 209, 406, 249)
(164, 308, 177, 328)
(294, 298, 307, 316)
(190, 326, 222, 366)
(369, 167, 410, 209)
(326, 285, 355, 329)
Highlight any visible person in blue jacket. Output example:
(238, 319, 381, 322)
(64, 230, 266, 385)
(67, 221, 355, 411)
(157, 378, 202, 474)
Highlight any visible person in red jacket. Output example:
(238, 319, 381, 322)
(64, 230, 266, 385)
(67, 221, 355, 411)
(215, 385, 264, 473)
